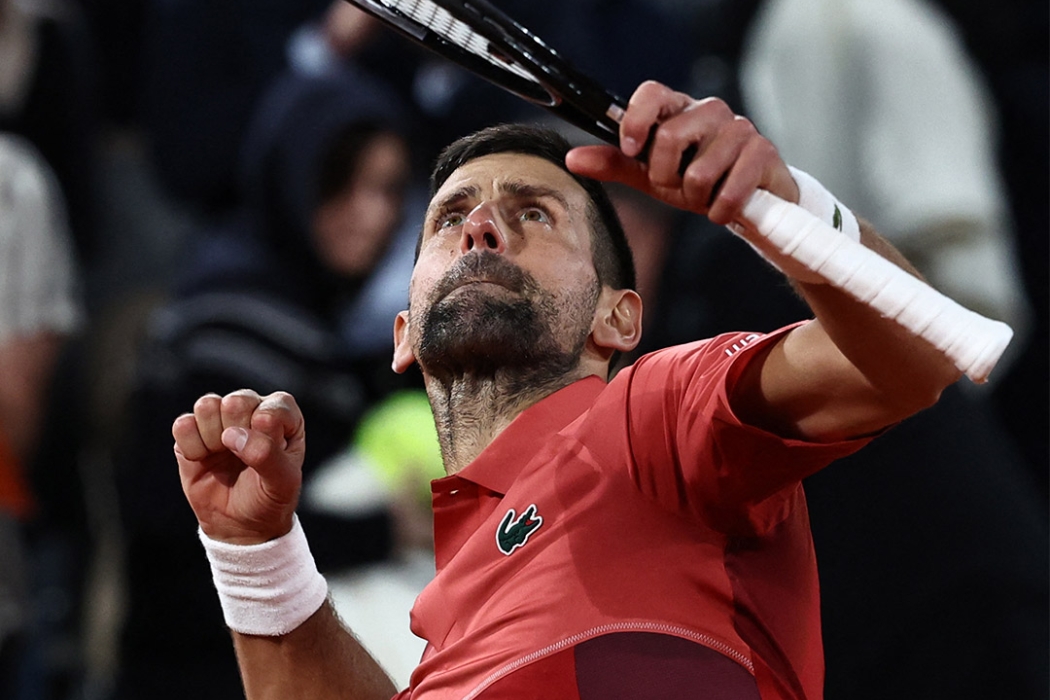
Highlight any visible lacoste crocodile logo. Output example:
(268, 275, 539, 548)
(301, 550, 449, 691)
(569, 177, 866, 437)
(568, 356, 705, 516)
(496, 504, 543, 555)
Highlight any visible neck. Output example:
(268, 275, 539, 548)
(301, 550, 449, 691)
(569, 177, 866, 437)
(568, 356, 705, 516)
(424, 367, 591, 474)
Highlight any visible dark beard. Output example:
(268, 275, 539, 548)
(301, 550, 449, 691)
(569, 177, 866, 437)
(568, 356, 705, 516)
(416, 253, 595, 383)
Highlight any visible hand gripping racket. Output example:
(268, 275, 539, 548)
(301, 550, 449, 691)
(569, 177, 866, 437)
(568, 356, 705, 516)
(342, 0, 1013, 382)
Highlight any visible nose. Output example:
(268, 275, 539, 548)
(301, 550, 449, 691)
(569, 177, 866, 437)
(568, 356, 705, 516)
(460, 201, 507, 255)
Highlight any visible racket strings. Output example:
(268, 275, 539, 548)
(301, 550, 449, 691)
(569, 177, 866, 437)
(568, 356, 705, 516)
(379, 0, 541, 84)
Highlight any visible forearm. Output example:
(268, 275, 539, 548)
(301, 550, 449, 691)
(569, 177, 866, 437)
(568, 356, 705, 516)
(852, 219, 924, 279)
(234, 600, 398, 700)
(788, 220, 961, 432)
(195, 507, 399, 700)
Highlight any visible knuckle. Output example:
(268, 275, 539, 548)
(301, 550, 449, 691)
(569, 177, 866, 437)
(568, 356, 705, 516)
(696, 96, 732, 118)
(717, 189, 746, 212)
(755, 137, 778, 159)
(732, 114, 756, 131)
(682, 164, 714, 193)
(634, 79, 664, 98)
(273, 390, 297, 406)
(730, 117, 759, 143)
(651, 124, 678, 152)
(193, 394, 219, 412)
(221, 391, 256, 415)
(172, 413, 194, 435)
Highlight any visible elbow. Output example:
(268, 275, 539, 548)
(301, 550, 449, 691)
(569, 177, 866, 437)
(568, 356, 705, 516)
(884, 364, 963, 423)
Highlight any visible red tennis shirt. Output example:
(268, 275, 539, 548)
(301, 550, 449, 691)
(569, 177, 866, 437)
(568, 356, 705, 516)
(392, 326, 874, 699)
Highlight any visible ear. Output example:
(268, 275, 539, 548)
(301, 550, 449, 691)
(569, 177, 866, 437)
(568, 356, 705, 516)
(392, 310, 416, 374)
(591, 288, 643, 355)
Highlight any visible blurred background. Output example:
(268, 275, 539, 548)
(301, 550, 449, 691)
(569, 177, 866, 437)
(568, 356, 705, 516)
(0, 0, 1045, 698)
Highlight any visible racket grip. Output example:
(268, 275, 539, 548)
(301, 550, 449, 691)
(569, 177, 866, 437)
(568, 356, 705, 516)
(740, 189, 1013, 383)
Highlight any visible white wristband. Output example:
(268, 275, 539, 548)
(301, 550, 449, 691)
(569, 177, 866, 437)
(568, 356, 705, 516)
(199, 515, 329, 636)
(787, 165, 861, 242)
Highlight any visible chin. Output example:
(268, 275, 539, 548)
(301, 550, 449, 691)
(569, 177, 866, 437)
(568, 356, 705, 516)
(418, 294, 565, 377)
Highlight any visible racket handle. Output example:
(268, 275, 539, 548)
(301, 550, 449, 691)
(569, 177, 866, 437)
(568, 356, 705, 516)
(740, 189, 1013, 383)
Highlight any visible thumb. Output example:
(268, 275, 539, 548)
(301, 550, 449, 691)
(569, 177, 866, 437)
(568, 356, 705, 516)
(221, 426, 250, 454)
(220, 424, 301, 497)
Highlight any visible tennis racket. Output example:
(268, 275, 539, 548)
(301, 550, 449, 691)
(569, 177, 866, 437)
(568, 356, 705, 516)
(342, 0, 1013, 382)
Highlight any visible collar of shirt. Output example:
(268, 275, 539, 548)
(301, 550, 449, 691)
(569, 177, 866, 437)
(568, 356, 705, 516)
(422, 374, 608, 613)
(435, 374, 607, 496)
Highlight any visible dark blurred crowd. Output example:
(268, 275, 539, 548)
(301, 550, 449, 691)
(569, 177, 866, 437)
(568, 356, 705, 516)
(0, 0, 1045, 699)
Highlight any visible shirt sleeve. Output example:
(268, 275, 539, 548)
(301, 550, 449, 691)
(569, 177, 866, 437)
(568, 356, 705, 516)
(612, 325, 875, 534)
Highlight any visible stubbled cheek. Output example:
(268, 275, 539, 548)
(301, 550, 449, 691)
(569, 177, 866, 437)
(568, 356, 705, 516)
(408, 273, 439, 310)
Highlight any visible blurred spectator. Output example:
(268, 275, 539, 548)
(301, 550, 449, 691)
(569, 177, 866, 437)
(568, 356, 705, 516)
(740, 0, 1031, 339)
(111, 65, 420, 700)
(0, 0, 101, 264)
(926, 0, 1048, 494)
(0, 134, 83, 698)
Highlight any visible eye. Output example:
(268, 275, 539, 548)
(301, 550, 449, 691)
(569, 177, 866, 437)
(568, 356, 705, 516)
(519, 207, 550, 224)
(437, 212, 465, 229)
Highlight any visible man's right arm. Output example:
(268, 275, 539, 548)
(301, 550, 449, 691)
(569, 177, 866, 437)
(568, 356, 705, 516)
(566, 81, 964, 443)
(173, 389, 398, 700)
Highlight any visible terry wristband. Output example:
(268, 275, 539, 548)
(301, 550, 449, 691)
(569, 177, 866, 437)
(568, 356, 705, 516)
(199, 515, 329, 636)
(729, 165, 862, 281)
(787, 165, 861, 242)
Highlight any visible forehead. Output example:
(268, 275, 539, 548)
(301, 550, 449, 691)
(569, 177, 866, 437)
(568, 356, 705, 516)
(429, 152, 591, 212)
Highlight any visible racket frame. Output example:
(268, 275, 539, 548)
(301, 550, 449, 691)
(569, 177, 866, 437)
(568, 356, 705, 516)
(344, 0, 627, 144)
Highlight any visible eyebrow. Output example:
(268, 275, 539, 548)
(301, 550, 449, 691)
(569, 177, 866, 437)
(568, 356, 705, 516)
(427, 185, 480, 220)
(498, 181, 571, 212)
(426, 180, 572, 222)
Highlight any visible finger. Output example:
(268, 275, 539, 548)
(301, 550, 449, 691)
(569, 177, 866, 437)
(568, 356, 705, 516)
(172, 411, 210, 463)
(646, 98, 736, 191)
(219, 388, 264, 434)
(219, 426, 296, 493)
(707, 136, 782, 225)
(222, 392, 304, 491)
(245, 391, 304, 470)
(191, 393, 225, 452)
(567, 145, 703, 213)
(220, 425, 274, 471)
(678, 116, 756, 216)
(252, 391, 304, 442)
(619, 81, 693, 158)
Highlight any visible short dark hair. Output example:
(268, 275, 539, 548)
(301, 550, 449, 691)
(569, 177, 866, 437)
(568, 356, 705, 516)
(424, 124, 636, 292)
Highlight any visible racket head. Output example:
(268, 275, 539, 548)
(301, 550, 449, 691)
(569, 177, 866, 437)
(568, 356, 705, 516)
(343, 0, 626, 145)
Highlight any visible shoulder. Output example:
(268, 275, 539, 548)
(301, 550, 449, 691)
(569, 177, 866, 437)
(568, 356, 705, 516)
(617, 328, 797, 389)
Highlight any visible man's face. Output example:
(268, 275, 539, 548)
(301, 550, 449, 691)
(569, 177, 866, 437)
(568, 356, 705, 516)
(396, 153, 602, 379)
